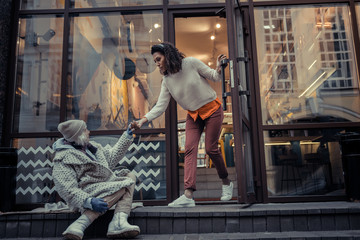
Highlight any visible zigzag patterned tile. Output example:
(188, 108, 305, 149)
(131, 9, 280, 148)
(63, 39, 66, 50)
(135, 182, 161, 191)
(16, 173, 53, 181)
(128, 142, 160, 151)
(119, 155, 160, 164)
(16, 186, 55, 195)
(132, 169, 160, 178)
(17, 159, 53, 168)
(18, 146, 54, 155)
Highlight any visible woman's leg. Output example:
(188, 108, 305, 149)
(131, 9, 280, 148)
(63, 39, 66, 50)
(204, 106, 228, 181)
(184, 114, 205, 192)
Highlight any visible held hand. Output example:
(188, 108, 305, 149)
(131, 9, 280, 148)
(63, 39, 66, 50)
(126, 122, 140, 135)
(135, 118, 148, 129)
(216, 54, 227, 73)
(90, 198, 109, 213)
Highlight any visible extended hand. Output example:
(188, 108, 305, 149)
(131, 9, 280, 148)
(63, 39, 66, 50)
(135, 118, 148, 129)
(91, 198, 109, 213)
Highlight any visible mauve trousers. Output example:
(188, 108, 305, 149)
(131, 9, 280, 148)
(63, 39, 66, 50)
(184, 106, 228, 191)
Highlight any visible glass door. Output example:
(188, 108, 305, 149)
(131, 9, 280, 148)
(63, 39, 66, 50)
(169, 1, 258, 204)
(173, 14, 238, 202)
(223, 0, 258, 203)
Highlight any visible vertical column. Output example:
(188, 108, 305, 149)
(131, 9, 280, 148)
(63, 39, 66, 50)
(0, 0, 13, 143)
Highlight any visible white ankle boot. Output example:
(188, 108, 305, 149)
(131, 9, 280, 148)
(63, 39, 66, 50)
(107, 212, 140, 239)
(63, 214, 91, 240)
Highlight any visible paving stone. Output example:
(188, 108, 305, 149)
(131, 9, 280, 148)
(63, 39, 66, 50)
(267, 215, 280, 232)
(186, 217, 199, 233)
(212, 216, 226, 233)
(199, 217, 212, 233)
(336, 215, 350, 230)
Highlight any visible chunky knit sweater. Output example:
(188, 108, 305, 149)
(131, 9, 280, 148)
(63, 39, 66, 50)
(145, 57, 222, 122)
(52, 132, 134, 212)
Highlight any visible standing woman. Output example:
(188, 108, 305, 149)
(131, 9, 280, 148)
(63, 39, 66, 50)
(135, 42, 233, 207)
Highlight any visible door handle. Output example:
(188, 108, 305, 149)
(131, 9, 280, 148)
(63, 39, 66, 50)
(221, 59, 231, 111)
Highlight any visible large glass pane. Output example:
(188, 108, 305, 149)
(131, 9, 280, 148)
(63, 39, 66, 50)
(14, 15, 63, 133)
(71, 0, 161, 8)
(20, 0, 64, 9)
(169, 0, 224, 4)
(14, 133, 166, 206)
(68, 11, 164, 130)
(355, 3, 360, 38)
(264, 128, 348, 197)
(255, 5, 360, 125)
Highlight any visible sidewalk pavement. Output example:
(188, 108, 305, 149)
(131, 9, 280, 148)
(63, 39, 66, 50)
(2, 230, 360, 240)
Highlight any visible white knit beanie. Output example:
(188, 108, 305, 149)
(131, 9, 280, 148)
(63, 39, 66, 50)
(58, 120, 86, 142)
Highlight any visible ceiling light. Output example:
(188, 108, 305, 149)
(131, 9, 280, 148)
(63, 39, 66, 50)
(216, 23, 221, 28)
(210, 35, 215, 40)
(154, 23, 160, 28)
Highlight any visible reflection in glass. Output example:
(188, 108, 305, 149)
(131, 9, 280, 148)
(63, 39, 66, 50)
(355, 3, 360, 38)
(169, 0, 224, 4)
(255, 5, 360, 125)
(264, 128, 347, 196)
(14, 15, 63, 132)
(20, 0, 64, 9)
(71, 0, 161, 8)
(68, 11, 164, 130)
(13, 133, 166, 205)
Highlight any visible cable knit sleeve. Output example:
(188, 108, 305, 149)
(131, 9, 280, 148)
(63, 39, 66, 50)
(52, 156, 90, 211)
(144, 79, 171, 122)
(102, 132, 134, 169)
(191, 57, 222, 82)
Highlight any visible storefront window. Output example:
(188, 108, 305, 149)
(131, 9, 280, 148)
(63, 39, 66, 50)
(20, 0, 64, 9)
(355, 3, 360, 38)
(169, 0, 224, 4)
(70, 0, 162, 8)
(67, 11, 164, 130)
(14, 15, 63, 133)
(255, 5, 360, 125)
(264, 128, 348, 197)
(14, 133, 166, 205)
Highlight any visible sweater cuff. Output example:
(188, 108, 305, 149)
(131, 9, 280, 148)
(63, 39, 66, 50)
(83, 197, 93, 210)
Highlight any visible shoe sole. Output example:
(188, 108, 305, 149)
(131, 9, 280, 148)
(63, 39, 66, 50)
(107, 229, 140, 239)
(63, 233, 82, 240)
(220, 197, 232, 201)
(168, 203, 195, 207)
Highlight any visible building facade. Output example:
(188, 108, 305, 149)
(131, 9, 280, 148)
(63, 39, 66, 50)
(1, 0, 360, 210)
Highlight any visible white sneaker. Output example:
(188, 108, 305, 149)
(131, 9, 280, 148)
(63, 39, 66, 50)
(168, 194, 195, 207)
(220, 182, 233, 201)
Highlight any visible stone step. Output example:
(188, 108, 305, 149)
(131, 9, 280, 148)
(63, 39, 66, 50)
(1, 201, 360, 238)
(2, 230, 360, 240)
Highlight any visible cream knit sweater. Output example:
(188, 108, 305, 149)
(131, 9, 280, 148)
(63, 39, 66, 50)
(145, 57, 222, 122)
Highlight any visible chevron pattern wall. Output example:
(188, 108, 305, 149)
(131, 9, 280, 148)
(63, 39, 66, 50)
(15, 138, 166, 204)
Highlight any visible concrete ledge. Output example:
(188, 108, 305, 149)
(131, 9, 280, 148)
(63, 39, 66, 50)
(1, 202, 360, 238)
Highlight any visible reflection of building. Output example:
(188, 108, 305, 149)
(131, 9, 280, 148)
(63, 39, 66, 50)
(259, 6, 360, 125)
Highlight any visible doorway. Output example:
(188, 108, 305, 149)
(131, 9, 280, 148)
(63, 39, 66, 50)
(173, 15, 238, 202)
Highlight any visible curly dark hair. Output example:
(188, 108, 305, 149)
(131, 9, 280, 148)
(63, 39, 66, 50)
(151, 42, 185, 75)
